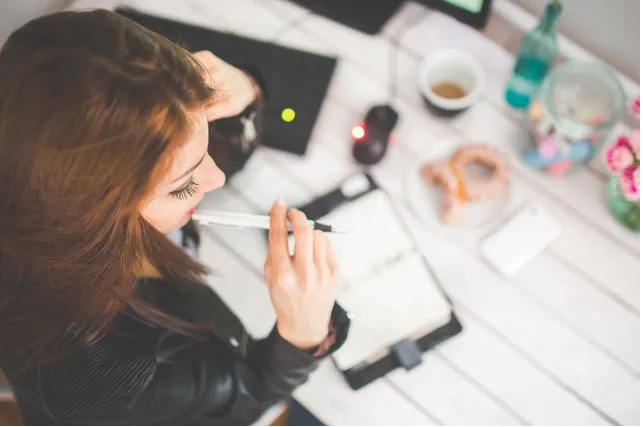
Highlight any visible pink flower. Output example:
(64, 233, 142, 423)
(619, 166, 640, 202)
(605, 136, 635, 172)
(630, 129, 640, 158)
(630, 97, 640, 120)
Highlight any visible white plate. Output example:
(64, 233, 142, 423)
(405, 151, 511, 230)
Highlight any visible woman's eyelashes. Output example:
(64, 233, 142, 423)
(170, 179, 199, 200)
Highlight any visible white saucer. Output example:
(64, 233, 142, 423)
(405, 154, 511, 230)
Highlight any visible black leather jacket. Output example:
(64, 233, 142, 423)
(5, 279, 350, 425)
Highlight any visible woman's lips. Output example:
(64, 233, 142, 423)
(188, 207, 197, 215)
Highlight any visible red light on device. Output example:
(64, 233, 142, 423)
(352, 124, 366, 140)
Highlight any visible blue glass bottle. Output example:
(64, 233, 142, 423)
(505, 0, 562, 109)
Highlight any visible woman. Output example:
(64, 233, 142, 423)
(0, 8, 348, 425)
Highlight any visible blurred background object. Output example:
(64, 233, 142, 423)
(512, 0, 639, 82)
(504, 0, 561, 109)
(0, 0, 72, 43)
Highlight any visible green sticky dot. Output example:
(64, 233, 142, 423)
(281, 108, 295, 122)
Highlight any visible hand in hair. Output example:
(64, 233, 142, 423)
(264, 199, 340, 351)
(193, 50, 259, 121)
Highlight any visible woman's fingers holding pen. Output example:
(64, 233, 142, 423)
(264, 198, 339, 350)
(288, 209, 314, 278)
(267, 198, 289, 262)
(265, 198, 290, 285)
(312, 230, 328, 277)
(325, 234, 339, 286)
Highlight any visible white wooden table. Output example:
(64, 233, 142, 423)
(71, 0, 641, 424)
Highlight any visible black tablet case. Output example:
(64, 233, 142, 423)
(286, 0, 405, 35)
(296, 173, 463, 390)
(116, 8, 338, 156)
(285, 0, 493, 34)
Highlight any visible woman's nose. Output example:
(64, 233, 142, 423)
(199, 156, 226, 194)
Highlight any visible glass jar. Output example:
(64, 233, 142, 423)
(522, 61, 626, 177)
(606, 175, 640, 232)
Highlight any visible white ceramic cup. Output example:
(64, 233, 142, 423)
(417, 49, 485, 115)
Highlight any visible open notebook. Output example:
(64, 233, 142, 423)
(291, 176, 461, 387)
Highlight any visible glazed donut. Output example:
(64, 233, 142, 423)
(420, 144, 510, 226)
(450, 144, 510, 201)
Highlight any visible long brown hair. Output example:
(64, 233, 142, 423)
(0, 9, 215, 369)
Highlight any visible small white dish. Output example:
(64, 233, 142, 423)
(405, 152, 510, 230)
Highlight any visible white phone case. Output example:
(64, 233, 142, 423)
(478, 202, 561, 277)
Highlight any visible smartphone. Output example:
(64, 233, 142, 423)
(478, 202, 561, 277)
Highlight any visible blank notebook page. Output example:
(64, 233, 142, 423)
(312, 190, 453, 371)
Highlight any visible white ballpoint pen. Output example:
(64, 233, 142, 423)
(192, 210, 349, 233)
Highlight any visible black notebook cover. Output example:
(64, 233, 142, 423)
(116, 8, 338, 156)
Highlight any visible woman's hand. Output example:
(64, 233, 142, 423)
(264, 199, 340, 350)
(192, 50, 258, 121)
